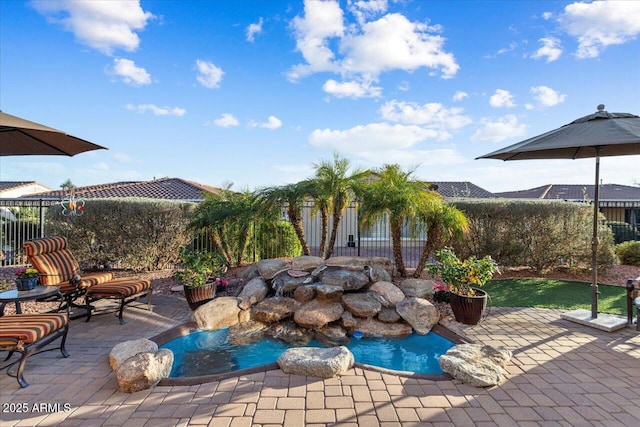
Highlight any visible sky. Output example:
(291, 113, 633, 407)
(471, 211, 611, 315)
(1, 0, 639, 194)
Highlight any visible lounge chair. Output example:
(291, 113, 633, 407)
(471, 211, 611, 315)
(0, 313, 69, 388)
(24, 236, 152, 324)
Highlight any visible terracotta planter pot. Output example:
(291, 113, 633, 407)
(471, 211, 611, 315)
(449, 288, 487, 325)
(184, 283, 216, 311)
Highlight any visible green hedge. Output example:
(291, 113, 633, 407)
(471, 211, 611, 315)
(616, 241, 640, 266)
(256, 220, 302, 259)
(449, 199, 615, 271)
(46, 198, 195, 271)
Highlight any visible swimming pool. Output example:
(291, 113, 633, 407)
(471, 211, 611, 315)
(160, 328, 456, 378)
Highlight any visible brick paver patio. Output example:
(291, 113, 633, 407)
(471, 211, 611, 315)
(1, 294, 639, 426)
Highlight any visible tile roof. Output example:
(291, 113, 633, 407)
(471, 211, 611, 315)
(0, 181, 45, 192)
(496, 184, 640, 201)
(429, 181, 498, 199)
(26, 177, 222, 201)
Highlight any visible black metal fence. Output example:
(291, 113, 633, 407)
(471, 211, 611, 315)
(1, 197, 638, 268)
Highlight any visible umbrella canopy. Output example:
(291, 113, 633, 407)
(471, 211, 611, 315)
(477, 105, 640, 319)
(0, 111, 107, 156)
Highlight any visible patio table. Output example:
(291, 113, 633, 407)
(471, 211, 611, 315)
(0, 286, 62, 316)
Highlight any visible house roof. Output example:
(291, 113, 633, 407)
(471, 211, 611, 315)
(429, 181, 498, 199)
(0, 181, 50, 192)
(26, 177, 222, 201)
(496, 184, 640, 201)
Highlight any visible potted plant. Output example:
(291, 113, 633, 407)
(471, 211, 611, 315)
(428, 247, 499, 325)
(15, 267, 40, 291)
(174, 248, 227, 310)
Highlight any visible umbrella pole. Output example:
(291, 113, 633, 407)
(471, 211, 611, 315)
(590, 150, 601, 319)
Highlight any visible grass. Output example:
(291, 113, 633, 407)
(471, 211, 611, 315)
(483, 278, 628, 315)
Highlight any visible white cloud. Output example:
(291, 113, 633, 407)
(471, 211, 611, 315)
(531, 37, 562, 62)
(252, 116, 282, 130)
(288, 0, 345, 80)
(452, 91, 468, 102)
(379, 101, 472, 132)
(31, 0, 153, 55)
(288, 1, 458, 84)
(196, 60, 224, 89)
(471, 115, 527, 142)
(213, 113, 239, 128)
(348, 0, 389, 25)
(111, 58, 151, 86)
(559, 0, 640, 59)
(112, 152, 134, 163)
(322, 78, 382, 98)
(309, 123, 440, 154)
(339, 13, 458, 78)
(126, 104, 186, 116)
(542, 11, 553, 20)
(489, 89, 516, 108)
(246, 17, 263, 42)
(530, 86, 566, 107)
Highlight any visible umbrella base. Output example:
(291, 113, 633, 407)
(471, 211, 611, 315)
(561, 309, 627, 332)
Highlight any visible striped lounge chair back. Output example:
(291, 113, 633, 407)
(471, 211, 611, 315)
(24, 237, 80, 286)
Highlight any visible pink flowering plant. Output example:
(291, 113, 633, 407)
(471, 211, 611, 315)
(432, 282, 451, 303)
(427, 247, 499, 297)
(15, 267, 39, 279)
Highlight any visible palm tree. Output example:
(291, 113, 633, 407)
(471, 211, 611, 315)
(256, 180, 314, 256)
(355, 164, 450, 277)
(312, 153, 365, 259)
(413, 202, 469, 277)
(190, 186, 261, 267)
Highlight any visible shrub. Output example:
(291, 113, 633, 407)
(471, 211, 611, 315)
(616, 241, 640, 266)
(449, 199, 615, 272)
(46, 198, 195, 271)
(256, 220, 302, 259)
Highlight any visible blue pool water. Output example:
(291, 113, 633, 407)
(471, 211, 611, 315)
(160, 329, 455, 378)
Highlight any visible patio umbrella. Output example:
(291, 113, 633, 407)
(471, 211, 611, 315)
(477, 104, 640, 319)
(0, 111, 107, 156)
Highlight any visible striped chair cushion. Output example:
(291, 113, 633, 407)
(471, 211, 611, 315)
(0, 313, 68, 348)
(24, 237, 114, 287)
(24, 237, 80, 285)
(87, 278, 151, 298)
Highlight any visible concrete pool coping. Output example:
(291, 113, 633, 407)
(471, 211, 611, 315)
(151, 321, 468, 386)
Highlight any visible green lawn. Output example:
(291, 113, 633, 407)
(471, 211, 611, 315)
(483, 278, 629, 315)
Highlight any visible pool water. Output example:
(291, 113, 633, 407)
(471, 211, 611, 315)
(160, 329, 455, 378)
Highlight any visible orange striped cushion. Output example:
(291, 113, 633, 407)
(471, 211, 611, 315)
(24, 237, 80, 285)
(87, 279, 151, 298)
(0, 313, 68, 347)
(54, 272, 115, 292)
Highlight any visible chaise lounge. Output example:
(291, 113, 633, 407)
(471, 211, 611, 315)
(24, 236, 153, 324)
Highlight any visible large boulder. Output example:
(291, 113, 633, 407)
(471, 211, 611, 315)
(396, 298, 439, 334)
(320, 269, 369, 291)
(256, 259, 291, 280)
(268, 321, 314, 346)
(292, 255, 325, 271)
(369, 281, 405, 306)
(115, 349, 174, 393)
(355, 317, 412, 338)
(294, 300, 344, 329)
(377, 308, 401, 323)
(294, 285, 316, 302)
(237, 277, 269, 310)
(228, 320, 269, 346)
(252, 297, 300, 323)
(439, 344, 512, 387)
(367, 265, 392, 283)
(314, 284, 344, 302)
(193, 297, 241, 330)
(109, 338, 158, 371)
(278, 346, 354, 378)
(341, 293, 382, 318)
(399, 279, 437, 299)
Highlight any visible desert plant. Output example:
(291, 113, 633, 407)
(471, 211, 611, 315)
(173, 248, 227, 288)
(428, 247, 499, 296)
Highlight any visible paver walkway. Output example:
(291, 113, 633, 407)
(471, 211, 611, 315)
(1, 295, 639, 426)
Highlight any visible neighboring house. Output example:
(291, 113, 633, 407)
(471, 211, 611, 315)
(25, 177, 222, 201)
(0, 181, 52, 198)
(496, 184, 640, 240)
